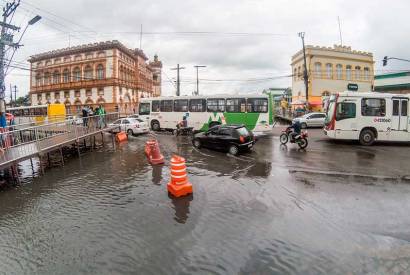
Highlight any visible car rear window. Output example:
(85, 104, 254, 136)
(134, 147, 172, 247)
(235, 127, 250, 136)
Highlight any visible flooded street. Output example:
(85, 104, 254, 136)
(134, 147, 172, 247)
(1, 129, 410, 274)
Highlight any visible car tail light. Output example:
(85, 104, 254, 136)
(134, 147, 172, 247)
(239, 136, 245, 143)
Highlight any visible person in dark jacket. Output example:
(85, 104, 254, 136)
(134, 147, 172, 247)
(288, 120, 301, 141)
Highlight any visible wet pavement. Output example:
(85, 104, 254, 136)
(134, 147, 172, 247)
(1, 128, 410, 274)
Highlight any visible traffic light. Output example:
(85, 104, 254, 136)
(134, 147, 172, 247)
(383, 56, 388, 66)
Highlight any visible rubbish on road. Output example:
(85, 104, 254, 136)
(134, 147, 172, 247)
(115, 131, 128, 143)
(145, 139, 164, 165)
(167, 155, 192, 197)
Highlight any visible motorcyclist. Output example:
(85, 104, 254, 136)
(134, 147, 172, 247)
(287, 120, 301, 141)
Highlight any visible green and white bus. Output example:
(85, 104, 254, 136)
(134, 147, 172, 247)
(138, 94, 274, 133)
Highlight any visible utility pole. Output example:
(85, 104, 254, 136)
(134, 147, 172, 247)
(298, 32, 309, 104)
(193, 65, 206, 96)
(0, 0, 41, 122)
(9, 83, 12, 106)
(13, 84, 16, 105)
(170, 64, 185, 96)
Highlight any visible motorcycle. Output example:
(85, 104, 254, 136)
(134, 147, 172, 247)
(279, 127, 308, 149)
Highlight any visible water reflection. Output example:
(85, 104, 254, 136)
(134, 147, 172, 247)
(152, 165, 163, 185)
(169, 193, 193, 224)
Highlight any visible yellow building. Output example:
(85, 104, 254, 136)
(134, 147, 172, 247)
(291, 45, 374, 111)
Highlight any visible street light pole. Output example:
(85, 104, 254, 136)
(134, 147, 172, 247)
(383, 56, 410, 66)
(193, 65, 206, 96)
(171, 64, 185, 96)
(298, 32, 309, 104)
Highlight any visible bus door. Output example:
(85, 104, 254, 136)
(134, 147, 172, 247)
(391, 98, 409, 141)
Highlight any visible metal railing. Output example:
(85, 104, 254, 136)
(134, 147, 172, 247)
(0, 112, 119, 152)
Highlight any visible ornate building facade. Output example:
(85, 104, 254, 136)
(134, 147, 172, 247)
(28, 40, 162, 114)
(291, 45, 374, 112)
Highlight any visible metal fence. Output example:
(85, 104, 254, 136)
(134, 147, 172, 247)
(0, 112, 119, 151)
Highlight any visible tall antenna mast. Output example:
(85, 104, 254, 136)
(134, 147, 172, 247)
(338, 16, 343, 46)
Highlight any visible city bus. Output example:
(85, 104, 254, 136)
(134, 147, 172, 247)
(138, 94, 274, 133)
(7, 104, 66, 125)
(324, 91, 410, 145)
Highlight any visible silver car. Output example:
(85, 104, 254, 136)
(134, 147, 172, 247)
(292, 112, 327, 128)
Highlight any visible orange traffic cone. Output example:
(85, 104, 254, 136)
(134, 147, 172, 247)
(148, 140, 164, 165)
(167, 155, 193, 197)
(145, 139, 156, 157)
(116, 131, 128, 142)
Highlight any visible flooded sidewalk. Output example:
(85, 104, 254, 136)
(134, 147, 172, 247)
(0, 131, 410, 274)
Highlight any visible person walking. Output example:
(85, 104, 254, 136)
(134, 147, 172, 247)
(82, 106, 89, 127)
(97, 104, 106, 129)
(88, 106, 95, 129)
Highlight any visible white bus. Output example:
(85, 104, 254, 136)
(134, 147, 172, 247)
(324, 92, 410, 145)
(138, 94, 274, 133)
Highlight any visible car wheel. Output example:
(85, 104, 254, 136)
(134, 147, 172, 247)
(192, 138, 201, 148)
(151, 120, 160, 131)
(359, 129, 375, 146)
(127, 129, 133, 136)
(279, 133, 288, 144)
(228, 145, 239, 156)
(301, 122, 307, 129)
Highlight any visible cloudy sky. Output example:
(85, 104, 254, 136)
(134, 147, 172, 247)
(5, 0, 410, 100)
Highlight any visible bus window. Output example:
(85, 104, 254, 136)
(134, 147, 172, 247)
(226, 98, 246, 113)
(160, 100, 173, 112)
(139, 102, 150, 115)
(361, 98, 385, 116)
(207, 98, 225, 112)
(336, 102, 356, 121)
(247, 98, 268, 113)
(174, 99, 188, 112)
(152, 100, 160, 112)
(189, 99, 206, 112)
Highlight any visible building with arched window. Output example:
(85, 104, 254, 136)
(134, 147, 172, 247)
(291, 44, 374, 112)
(29, 40, 162, 115)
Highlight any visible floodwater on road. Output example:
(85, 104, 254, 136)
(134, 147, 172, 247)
(1, 130, 410, 274)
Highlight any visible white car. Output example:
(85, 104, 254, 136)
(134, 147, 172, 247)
(292, 112, 327, 128)
(109, 118, 149, 135)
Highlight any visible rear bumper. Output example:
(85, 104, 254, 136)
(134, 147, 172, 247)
(237, 141, 254, 150)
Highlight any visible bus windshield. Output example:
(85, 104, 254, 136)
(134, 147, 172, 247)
(325, 99, 336, 125)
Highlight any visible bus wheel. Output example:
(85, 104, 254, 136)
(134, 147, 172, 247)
(359, 129, 375, 146)
(151, 120, 160, 131)
(209, 121, 220, 129)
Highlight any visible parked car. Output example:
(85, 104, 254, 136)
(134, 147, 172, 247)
(292, 112, 326, 128)
(192, 124, 255, 155)
(109, 118, 149, 135)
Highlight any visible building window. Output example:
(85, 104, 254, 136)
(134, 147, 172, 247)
(96, 64, 104, 79)
(293, 68, 297, 81)
(364, 67, 370, 80)
(361, 98, 386, 117)
(314, 62, 322, 78)
(45, 60, 51, 66)
(44, 72, 50, 85)
(346, 65, 352, 80)
(64, 56, 71, 62)
(86, 90, 92, 97)
(73, 67, 81, 81)
(53, 70, 60, 84)
(75, 90, 80, 97)
(355, 66, 361, 80)
(64, 91, 70, 98)
(63, 69, 70, 83)
(84, 65, 93, 80)
(54, 58, 61, 64)
(46, 93, 51, 100)
(326, 63, 333, 79)
(55, 92, 60, 100)
(37, 94, 42, 101)
(98, 89, 104, 96)
(336, 64, 342, 79)
(74, 55, 82, 61)
(35, 73, 42, 86)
